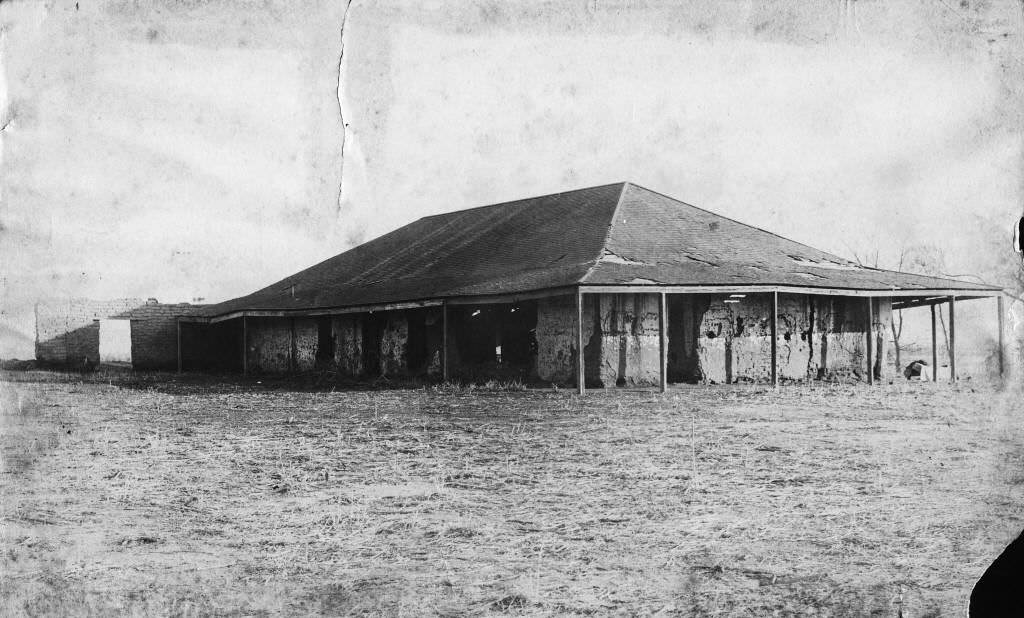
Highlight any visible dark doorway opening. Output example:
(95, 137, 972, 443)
(315, 317, 334, 369)
(406, 310, 429, 373)
(361, 313, 383, 377)
(667, 294, 710, 383)
(450, 301, 537, 380)
(180, 318, 243, 372)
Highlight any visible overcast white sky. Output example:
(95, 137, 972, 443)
(1, 0, 1021, 358)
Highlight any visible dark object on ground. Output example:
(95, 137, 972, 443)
(970, 528, 1024, 616)
(903, 360, 930, 380)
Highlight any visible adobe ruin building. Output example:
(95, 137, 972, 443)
(179, 183, 1006, 391)
(35, 298, 206, 369)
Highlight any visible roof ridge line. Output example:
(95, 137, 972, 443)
(419, 182, 629, 220)
(580, 182, 630, 284)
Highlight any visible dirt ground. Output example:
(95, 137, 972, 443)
(1, 370, 1022, 617)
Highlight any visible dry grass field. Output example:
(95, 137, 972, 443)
(1, 370, 1022, 617)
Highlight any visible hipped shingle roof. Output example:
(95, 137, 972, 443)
(200, 182, 999, 318)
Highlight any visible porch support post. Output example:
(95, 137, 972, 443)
(176, 319, 182, 374)
(242, 316, 248, 376)
(997, 295, 1005, 379)
(930, 304, 938, 382)
(442, 300, 449, 382)
(577, 288, 585, 395)
(288, 318, 296, 373)
(659, 292, 668, 393)
(949, 296, 957, 382)
(770, 291, 778, 387)
(866, 297, 874, 385)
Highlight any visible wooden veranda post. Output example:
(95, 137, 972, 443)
(930, 304, 938, 382)
(770, 291, 778, 387)
(242, 316, 248, 376)
(998, 295, 1005, 379)
(949, 296, 957, 382)
(176, 319, 182, 374)
(442, 301, 448, 382)
(288, 317, 296, 373)
(866, 297, 874, 385)
(659, 292, 667, 393)
(576, 289, 585, 395)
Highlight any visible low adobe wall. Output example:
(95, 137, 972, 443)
(695, 294, 889, 383)
(535, 292, 891, 386)
(36, 299, 204, 369)
(242, 308, 442, 377)
(536, 293, 661, 387)
(36, 299, 143, 367)
(535, 295, 588, 384)
(331, 315, 364, 375)
(236, 292, 890, 385)
(123, 303, 207, 369)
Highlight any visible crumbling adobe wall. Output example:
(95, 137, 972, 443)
(536, 295, 593, 384)
(812, 296, 891, 380)
(776, 294, 815, 380)
(695, 294, 807, 384)
(697, 296, 774, 384)
(246, 318, 292, 373)
(694, 294, 888, 383)
(36, 298, 143, 367)
(536, 293, 659, 387)
(379, 313, 408, 377)
(292, 318, 318, 371)
(332, 314, 363, 376)
(36, 298, 206, 369)
(245, 318, 319, 373)
(590, 293, 661, 387)
(812, 297, 858, 379)
(245, 315, 370, 375)
(243, 311, 414, 377)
